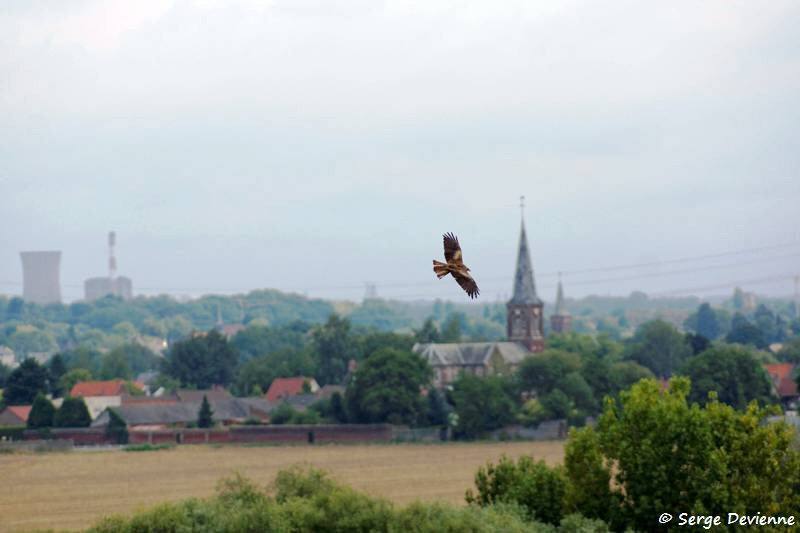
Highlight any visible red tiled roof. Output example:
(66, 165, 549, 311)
(266, 377, 316, 403)
(70, 380, 127, 397)
(764, 363, 798, 398)
(8, 405, 32, 423)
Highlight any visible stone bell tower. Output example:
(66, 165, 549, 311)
(506, 196, 544, 352)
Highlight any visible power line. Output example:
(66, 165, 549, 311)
(1, 241, 797, 296)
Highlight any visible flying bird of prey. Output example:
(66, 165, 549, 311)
(433, 232, 480, 299)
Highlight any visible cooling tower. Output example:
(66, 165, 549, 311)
(20, 251, 62, 304)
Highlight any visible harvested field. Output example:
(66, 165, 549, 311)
(0, 440, 564, 532)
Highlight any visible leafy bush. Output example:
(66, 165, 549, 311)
(54, 396, 91, 427)
(82, 467, 601, 533)
(105, 408, 128, 444)
(466, 456, 567, 525)
(27, 393, 55, 429)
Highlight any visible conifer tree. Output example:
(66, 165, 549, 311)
(198, 395, 214, 428)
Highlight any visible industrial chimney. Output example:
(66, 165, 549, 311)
(20, 251, 62, 304)
(84, 231, 133, 301)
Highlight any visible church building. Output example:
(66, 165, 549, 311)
(414, 205, 546, 388)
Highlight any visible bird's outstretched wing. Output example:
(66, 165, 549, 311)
(443, 232, 462, 263)
(452, 269, 480, 299)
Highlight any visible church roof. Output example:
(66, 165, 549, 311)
(509, 221, 543, 306)
(412, 342, 531, 367)
(554, 279, 569, 316)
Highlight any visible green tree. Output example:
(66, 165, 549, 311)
(623, 319, 691, 378)
(685, 332, 710, 355)
(450, 374, 516, 439)
(726, 313, 767, 349)
(105, 408, 129, 444)
(0, 362, 9, 391)
(54, 396, 91, 427)
(540, 389, 571, 420)
(518, 350, 581, 395)
(27, 393, 55, 428)
(198, 395, 214, 428)
(6, 328, 57, 358)
(414, 317, 440, 343)
(233, 347, 315, 396)
(358, 331, 414, 359)
(680, 345, 774, 409)
(465, 455, 567, 525)
(554, 372, 596, 413)
(99, 349, 132, 380)
(593, 378, 800, 531)
(48, 354, 68, 397)
(58, 368, 92, 397)
(231, 323, 309, 361)
(4, 358, 49, 405)
(425, 387, 449, 427)
(345, 348, 431, 425)
(440, 313, 464, 342)
(608, 361, 654, 393)
(777, 336, 800, 363)
(163, 330, 238, 388)
(694, 302, 721, 339)
(107, 343, 160, 376)
(311, 314, 358, 385)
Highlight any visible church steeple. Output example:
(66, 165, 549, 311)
(507, 196, 544, 352)
(510, 218, 543, 306)
(551, 273, 572, 334)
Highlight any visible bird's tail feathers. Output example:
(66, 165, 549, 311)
(432, 260, 449, 279)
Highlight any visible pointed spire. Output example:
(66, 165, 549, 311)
(510, 202, 542, 306)
(554, 273, 568, 316)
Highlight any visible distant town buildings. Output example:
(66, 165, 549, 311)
(19, 251, 62, 304)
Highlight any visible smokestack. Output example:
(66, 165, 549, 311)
(108, 231, 117, 279)
(20, 251, 62, 304)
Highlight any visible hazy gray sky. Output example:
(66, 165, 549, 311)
(2, 0, 799, 303)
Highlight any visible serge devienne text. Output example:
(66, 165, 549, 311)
(678, 512, 795, 529)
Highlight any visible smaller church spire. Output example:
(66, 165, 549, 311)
(550, 273, 572, 334)
(554, 272, 568, 316)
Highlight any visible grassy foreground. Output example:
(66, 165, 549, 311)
(0, 441, 564, 533)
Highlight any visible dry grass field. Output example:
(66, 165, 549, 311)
(0, 441, 564, 533)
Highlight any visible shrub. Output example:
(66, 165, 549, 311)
(198, 395, 214, 428)
(54, 396, 91, 427)
(27, 393, 55, 429)
(105, 408, 128, 444)
(466, 455, 567, 525)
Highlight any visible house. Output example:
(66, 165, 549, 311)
(266, 377, 320, 403)
(0, 346, 17, 369)
(175, 387, 233, 403)
(0, 405, 31, 426)
(413, 342, 532, 388)
(70, 380, 143, 419)
(764, 363, 799, 409)
(215, 323, 246, 338)
(316, 384, 345, 400)
(91, 397, 276, 429)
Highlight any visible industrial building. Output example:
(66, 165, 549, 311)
(84, 231, 133, 301)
